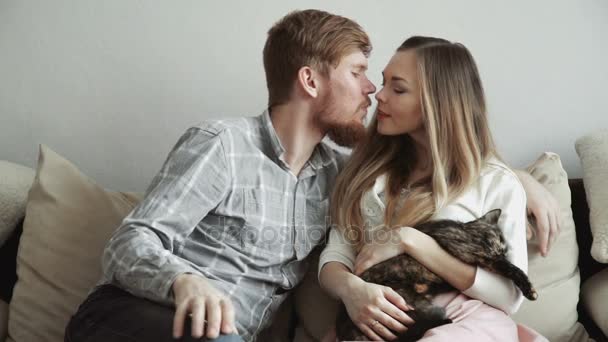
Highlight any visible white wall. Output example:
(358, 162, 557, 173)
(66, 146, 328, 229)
(1, 0, 607, 191)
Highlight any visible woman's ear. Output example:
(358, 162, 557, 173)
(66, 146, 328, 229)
(296, 66, 320, 98)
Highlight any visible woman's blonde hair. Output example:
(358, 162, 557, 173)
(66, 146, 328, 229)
(331, 36, 498, 251)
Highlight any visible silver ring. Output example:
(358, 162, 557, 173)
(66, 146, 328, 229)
(371, 320, 379, 327)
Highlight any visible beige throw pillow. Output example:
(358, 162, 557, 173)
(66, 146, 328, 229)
(512, 152, 589, 342)
(7, 145, 141, 342)
(575, 130, 608, 263)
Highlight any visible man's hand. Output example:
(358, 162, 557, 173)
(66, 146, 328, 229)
(516, 170, 561, 256)
(172, 273, 237, 340)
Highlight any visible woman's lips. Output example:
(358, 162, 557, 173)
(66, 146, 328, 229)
(377, 109, 391, 120)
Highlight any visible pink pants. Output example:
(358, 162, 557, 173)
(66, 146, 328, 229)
(328, 292, 548, 341)
(418, 292, 547, 342)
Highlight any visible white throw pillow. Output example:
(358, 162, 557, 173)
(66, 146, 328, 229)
(0, 161, 35, 247)
(575, 130, 608, 263)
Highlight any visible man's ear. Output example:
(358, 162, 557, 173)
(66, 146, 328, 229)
(297, 66, 321, 98)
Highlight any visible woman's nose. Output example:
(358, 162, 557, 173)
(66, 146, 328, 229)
(375, 87, 385, 102)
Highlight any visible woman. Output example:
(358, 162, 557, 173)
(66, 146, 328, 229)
(318, 36, 547, 341)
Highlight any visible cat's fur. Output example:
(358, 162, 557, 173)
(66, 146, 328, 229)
(335, 209, 537, 341)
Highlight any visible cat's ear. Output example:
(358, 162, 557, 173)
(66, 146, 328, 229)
(480, 209, 502, 224)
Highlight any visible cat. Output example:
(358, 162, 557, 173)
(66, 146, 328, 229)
(335, 209, 537, 341)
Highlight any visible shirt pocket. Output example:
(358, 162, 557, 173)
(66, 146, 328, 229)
(242, 188, 293, 264)
(296, 197, 330, 260)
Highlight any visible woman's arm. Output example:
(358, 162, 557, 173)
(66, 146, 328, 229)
(318, 227, 358, 282)
(319, 228, 412, 340)
(318, 226, 360, 299)
(353, 228, 476, 292)
(354, 169, 528, 314)
(320, 261, 412, 341)
(399, 229, 477, 291)
(402, 170, 528, 314)
(400, 229, 524, 314)
(319, 261, 365, 300)
(513, 169, 560, 256)
(470, 169, 529, 314)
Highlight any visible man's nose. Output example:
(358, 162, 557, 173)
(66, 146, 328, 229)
(366, 79, 377, 94)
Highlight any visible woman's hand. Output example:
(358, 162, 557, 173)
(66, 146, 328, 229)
(354, 227, 416, 276)
(341, 277, 414, 341)
(515, 170, 561, 256)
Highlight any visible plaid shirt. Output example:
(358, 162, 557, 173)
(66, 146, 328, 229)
(99, 110, 344, 341)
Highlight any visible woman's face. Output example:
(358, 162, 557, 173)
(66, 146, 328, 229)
(375, 50, 424, 137)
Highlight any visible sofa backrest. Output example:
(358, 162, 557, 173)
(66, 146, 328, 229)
(568, 179, 607, 282)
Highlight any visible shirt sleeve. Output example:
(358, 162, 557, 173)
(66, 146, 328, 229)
(101, 126, 230, 305)
(318, 227, 358, 280)
(462, 168, 528, 315)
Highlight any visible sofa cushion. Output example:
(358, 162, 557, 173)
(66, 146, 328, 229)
(511, 152, 589, 342)
(581, 268, 608, 337)
(575, 130, 608, 263)
(6, 145, 141, 342)
(0, 161, 34, 247)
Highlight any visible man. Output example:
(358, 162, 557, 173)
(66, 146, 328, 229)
(65, 9, 559, 342)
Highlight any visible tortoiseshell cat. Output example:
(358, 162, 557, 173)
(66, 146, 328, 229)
(336, 209, 537, 341)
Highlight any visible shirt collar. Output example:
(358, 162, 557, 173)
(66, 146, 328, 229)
(260, 109, 287, 164)
(260, 109, 336, 172)
(308, 142, 335, 170)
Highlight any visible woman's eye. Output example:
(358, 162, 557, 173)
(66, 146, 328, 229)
(352, 72, 360, 78)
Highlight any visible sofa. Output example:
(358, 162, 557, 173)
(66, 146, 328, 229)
(1, 141, 607, 342)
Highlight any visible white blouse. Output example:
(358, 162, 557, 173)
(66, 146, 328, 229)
(319, 158, 528, 314)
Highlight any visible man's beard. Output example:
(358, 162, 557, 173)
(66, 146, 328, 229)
(325, 121, 367, 148)
(315, 91, 369, 148)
